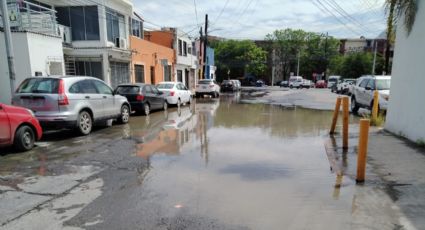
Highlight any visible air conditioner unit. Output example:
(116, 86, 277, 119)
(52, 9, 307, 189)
(115, 37, 126, 49)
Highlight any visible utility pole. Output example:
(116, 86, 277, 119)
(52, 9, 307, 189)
(296, 49, 300, 76)
(372, 40, 377, 75)
(324, 32, 328, 80)
(1, 0, 17, 99)
(202, 14, 208, 79)
(271, 49, 275, 86)
(199, 26, 203, 80)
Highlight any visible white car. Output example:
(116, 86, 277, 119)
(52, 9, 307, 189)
(195, 79, 220, 98)
(327, 75, 341, 88)
(289, 76, 303, 89)
(336, 79, 356, 95)
(351, 75, 391, 113)
(156, 81, 192, 106)
(301, 79, 312, 89)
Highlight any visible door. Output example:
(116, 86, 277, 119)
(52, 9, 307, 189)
(69, 80, 104, 120)
(364, 79, 376, 107)
(0, 105, 11, 145)
(185, 69, 189, 88)
(357, 79, 369, 105)
(177, 83, 190, 103)
(150, 85, 164, 109)
(150, 66, 155, 84)
(92, 80, 116, 118)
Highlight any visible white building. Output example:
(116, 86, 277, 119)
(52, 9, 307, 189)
(0, 1, 64, 104)
(174, 29, 197, 89)
(386, 2, 425, 143)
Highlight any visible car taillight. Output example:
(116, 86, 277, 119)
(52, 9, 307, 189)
(58, 79, 69, 106)
(136, 94, 144, 101)
(170, 91, 175, 96)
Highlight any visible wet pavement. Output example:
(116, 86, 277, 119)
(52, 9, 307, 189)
(0, 91, 419, 229)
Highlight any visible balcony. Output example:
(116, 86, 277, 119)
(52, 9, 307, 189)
(0, 0, 58, 36)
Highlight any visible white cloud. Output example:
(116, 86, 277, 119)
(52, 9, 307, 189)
(133, 0, 387, 39)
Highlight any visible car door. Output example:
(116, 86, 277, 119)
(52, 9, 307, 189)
(177, 83, 187, 103)
(144, 85, 156, 109)
(150, 85, 164, 109)
(356, 79, 369, 105)
(93, 80, 116, 118)
(181, 84, 191, 103)
(0, 105, 11, 145)
(77, 80, 104, 120)
(364, 79, 376, 107)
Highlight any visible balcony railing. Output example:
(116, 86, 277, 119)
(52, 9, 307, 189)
(0, 0, 58, 36)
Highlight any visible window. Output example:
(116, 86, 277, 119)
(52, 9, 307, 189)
(56, 6, 100, 41)
(164, 65, 171, 81)
(110, 62, 130, 88)
(17, 78, 59, 94)
(366, 79, 375, 90)
(106, 8, 125, 43)
(75, 61, 102, 79)
(178, 39, 182, 55)
(188, 47, 192, 56)
(115, 86, 140, 94)
(131, 19, 143, 38)
(177, 70, 183, 82)
(359, 79, 369, 88)
(93, 81, 113, 95)
(151, 86, 160, 94)
(157, 83, 174, 89)
(183, 42, 187, 56)
(144, 85, 153, 94)
(134, 65, 145, 83)
(70, 80, 97, 94)
(376, 79, 391, 90)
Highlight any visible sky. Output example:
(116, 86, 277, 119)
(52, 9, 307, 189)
(133, 0, 387, 40)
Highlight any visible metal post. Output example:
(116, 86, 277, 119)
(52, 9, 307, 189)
(271, 49, 275, 86)
(296, 50, 300, 76)
(372, 40, 377, 75)
(1, 0, 17, 99)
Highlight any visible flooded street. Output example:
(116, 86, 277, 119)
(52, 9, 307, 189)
(0, 92, 408, 229)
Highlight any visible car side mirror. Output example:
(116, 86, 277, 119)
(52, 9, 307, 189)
(365, 86, 371, 90)
(158, 91, 164, 95)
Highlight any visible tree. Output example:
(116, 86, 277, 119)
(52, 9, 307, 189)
(384, 0, 418, 73)
(210, 40, 267, 82)
(265, 29, 340, 81)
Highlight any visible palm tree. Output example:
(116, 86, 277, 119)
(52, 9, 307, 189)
(384, 0, 418, 73)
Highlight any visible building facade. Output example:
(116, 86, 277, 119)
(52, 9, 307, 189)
(130, 14, 174, 85)
(386, 2, 425, 143)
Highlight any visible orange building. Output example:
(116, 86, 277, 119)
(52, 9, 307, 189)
(130, 16, 175, 84)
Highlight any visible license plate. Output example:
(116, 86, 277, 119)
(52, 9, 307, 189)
(202, 86, 207, 89)
(25, 99, 43, 107)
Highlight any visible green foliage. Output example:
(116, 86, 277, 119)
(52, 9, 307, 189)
(362, 113, 386, 127)
(210, 40, 267, 82)
(265, 29, 340, 80)
(329, 52, 385, 79)
(385, 0, 418, 35)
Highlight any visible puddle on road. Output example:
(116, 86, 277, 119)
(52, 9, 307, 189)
(124, 94, 367, 229)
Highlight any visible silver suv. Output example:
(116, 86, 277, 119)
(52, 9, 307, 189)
(351, 75, 391, 114)
(12, 76, 131, 135)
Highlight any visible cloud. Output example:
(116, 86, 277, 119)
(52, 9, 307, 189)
(133, 0, 386, 39)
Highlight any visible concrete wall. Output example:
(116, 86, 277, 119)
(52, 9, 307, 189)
(130, 36, 174, 84)
(0, 32, 63, 104)
(386, 1, 425, 142)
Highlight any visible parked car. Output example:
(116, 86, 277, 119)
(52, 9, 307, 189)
(327, 75, 341, 88)
(0, 103, 43, 151)
(231, 80, 242, 91)
(351, 75, 391, 114)
(115, 83, 167, 115)
(301, 79, 312, 89)
(195, 79, 220, 98)
(12, 76, 130, 135)
(315, 80, 327, 88)
(289, 76, 303, 89)
(156, 81, 192, 106)
(279, 81, 289, 88)
(336, 78, 356, 94)
(255, 80, 265, 87)
(221, 80, 237, 92)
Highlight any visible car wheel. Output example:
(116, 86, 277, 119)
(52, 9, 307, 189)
(177, 98, 181, 107)
(163, 101, 168, 111)
(143, 104, 150, 116)
(289, 85, 293, 89)
(118, 104, 130, 124)
(14, 125, 35, 151)
(351, 97, 359, 114)
(188, 96, 193, 104)
(77, 111, 92, 135)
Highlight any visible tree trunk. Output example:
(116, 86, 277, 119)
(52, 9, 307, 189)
(385, 0, 396, 74)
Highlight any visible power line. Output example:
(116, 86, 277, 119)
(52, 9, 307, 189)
(212, 0, 230, 25)
(193, 0, 199, 26)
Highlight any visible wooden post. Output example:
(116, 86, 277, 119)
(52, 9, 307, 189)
(342, 97, 349, 148)
(330, 97, 342, 134)
(356, 119, 370, 183)
(372, 90, 379, 121)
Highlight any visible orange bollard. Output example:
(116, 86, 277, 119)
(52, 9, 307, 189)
(342, 97, 349, 149)
(330, 97, 342, 134)
(356, 119, 370, 183)
(372, 90, 379, 121)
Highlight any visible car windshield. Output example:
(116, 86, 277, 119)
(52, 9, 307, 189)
(329, 78, 338, 82)
(157, 83, 174, 89)
(376, 79, 391, 90)
(199, 80, 212, 84)
(115, 86, 140, 94)
(17, 78, 59, 94)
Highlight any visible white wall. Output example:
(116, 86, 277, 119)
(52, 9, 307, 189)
(1, 32, 62, 104)
(386, 1, 425, 142)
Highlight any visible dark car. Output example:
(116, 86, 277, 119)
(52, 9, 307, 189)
(0, 103, 43, 151)
(221, 80, 236, 92)
(255, 80, 265, 87)
(115, 84, 167, 115)
(279, 81, 289, 87)
(315, 80, 327, 88)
